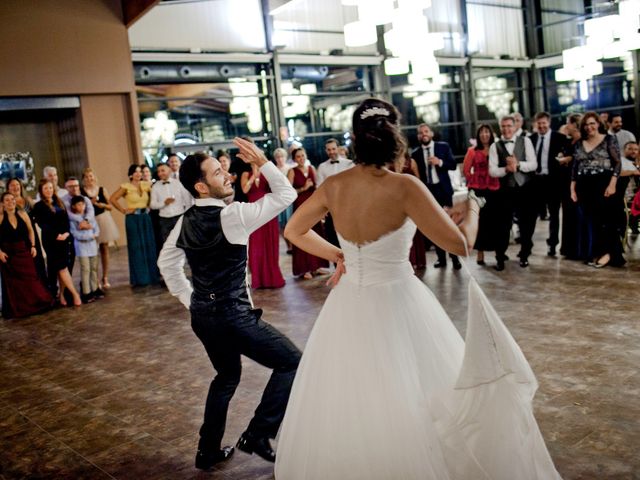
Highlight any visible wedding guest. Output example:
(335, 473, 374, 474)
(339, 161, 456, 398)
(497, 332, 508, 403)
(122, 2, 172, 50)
(109, 164, 160, 286)
(32, 180, 82, 306)
(570, 112, 623, 267)
(316, 139, 353, 249)
(608, 113, 636, 150)
(463, 124, 500, 266)
(287, 148, 328, 279)
(150, 163, 192, 246)
(391, 153, 426, 270)
(0, 192, 54, 318)
(557, 114, 583, 259)
(40, 166, 68, 199)
(616, 142, 640, 237)
(7, 178, 46, 278)
(81, 168, 120, 289)
(241, 164, 286, 288)
(141, 164, 155, 184)
(168, 154, 181, 180)
(69, 196, 101, 303)
(217, 150, 236, 204)
(274, 148, 293, 252)
(6, 178, 34, 214)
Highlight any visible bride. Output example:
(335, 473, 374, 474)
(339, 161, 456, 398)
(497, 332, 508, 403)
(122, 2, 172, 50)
(275, 98, 561, 479)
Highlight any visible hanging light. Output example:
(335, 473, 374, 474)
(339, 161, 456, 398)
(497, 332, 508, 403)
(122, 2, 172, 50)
(344, 20, 377, 47)
(384, 57, 410, 75)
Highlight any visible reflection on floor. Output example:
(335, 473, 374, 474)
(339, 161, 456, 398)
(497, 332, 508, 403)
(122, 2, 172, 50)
(1, 225, 639, 480)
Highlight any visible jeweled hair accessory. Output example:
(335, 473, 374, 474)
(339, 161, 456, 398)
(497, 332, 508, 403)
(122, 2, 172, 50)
(360, 106, 390, 120)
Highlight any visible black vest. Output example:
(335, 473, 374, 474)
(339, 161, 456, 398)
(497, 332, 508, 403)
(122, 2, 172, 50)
(176, 205, 250, 305)
(495, 137, 532, 188)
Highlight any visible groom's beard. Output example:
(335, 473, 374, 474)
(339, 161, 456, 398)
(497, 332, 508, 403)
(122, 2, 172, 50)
(420, 139, 432, 147)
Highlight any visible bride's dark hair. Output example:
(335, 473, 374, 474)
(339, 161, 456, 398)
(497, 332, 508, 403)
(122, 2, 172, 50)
(352, 98, 407, 167)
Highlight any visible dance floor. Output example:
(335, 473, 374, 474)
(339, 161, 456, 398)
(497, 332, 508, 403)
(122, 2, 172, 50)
(1, 224, 639, 479)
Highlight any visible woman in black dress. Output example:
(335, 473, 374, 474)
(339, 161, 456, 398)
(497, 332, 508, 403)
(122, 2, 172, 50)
(32, 179, 82, 306)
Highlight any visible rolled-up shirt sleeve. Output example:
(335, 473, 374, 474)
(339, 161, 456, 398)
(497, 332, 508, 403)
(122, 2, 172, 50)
(222, 162, 297, 245)
(158, 216, 192, 309)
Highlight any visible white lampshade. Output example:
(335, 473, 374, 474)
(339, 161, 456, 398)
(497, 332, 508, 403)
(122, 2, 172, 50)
(384, 57, 410, 75)
(344, 20, 377, 47)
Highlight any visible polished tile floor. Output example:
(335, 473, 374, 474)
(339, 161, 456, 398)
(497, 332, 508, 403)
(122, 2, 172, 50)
(1, 224, 639, 480)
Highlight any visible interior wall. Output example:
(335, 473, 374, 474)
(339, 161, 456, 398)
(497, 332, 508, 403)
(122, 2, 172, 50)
(79, 94, 140, 242)
(0, 0, 134, 96)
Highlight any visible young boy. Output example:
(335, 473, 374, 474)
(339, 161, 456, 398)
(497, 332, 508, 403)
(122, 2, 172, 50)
(69, 195, 102, 303)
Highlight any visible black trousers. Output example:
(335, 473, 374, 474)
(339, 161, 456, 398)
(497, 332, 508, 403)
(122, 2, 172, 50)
(533, 175, 562, 248)
(190, 296, 301, 452)
(495, 182, 538, 260)
(158, 215, 181, 247)
(426, 183, 458, 264)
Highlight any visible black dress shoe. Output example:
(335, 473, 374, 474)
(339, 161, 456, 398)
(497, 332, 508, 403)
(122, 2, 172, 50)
(477, 260, 486, 266)
(433, 261, 446, 268)
(452, 258, 462, 270)
(195, 446, 234, 470)
(237, 432, 276, 463)
(547, 246, 556, 257)
(519, 258, 529, 268)
(494, 261, 505, 271)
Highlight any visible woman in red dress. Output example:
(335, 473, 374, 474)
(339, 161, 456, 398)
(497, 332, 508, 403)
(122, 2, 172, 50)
(462, 124, 500, 266)
(241, 164, 286, 289)
(287, 148, 329, 279)
(0, 192, 54, 318)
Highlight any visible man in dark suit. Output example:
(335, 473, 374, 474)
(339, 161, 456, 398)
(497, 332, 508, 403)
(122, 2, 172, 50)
(528, 112, 569, 257)
(411, 123, 461, 269)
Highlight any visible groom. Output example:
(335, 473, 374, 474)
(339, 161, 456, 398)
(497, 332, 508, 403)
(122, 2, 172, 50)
(158, 139, 301, 470)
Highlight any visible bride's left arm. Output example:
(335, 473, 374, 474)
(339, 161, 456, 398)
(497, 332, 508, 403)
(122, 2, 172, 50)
(284, 185, 343, 265)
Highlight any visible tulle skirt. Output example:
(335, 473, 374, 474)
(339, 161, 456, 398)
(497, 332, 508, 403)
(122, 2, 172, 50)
(275, 273, 561, 480)
(96, 211, 120, 244)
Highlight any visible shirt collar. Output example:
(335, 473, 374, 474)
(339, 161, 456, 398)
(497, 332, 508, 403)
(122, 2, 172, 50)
(195, 197, 227, 207)
(501, 136, 515, 142)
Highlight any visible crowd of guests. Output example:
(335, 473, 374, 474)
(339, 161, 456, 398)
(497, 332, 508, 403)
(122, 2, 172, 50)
(2, 109, 638, 319)
(0, 167, 119, 318)
(463, 111, 639, 270)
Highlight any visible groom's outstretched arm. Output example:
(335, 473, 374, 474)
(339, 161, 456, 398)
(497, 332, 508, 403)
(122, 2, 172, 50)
(222, 139, 297, 245)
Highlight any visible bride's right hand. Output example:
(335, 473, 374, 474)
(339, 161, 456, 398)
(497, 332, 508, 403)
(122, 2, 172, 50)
(326, 253, 346, 288)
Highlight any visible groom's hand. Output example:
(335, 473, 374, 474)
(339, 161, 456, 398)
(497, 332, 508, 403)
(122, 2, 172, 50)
(233, 137, 268, 167)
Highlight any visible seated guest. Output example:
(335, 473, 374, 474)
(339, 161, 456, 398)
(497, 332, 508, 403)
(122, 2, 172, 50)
(69, 196, 102, 303)
(109, 164, 160, 286)
(32, 180, 82, 306)
(0, 192, 54, 318)
(241, 163, 286, 289)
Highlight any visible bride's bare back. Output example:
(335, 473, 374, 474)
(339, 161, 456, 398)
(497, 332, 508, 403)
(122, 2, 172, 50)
(323, 166, 413, 245)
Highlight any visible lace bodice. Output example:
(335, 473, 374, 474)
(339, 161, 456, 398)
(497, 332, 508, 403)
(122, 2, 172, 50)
(337, 218, 416, 286)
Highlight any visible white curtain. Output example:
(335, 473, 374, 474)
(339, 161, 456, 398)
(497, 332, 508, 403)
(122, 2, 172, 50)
(466, 0, 526, 58)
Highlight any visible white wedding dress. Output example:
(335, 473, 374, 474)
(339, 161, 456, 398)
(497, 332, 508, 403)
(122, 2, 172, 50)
(275, 218, 562, 480)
